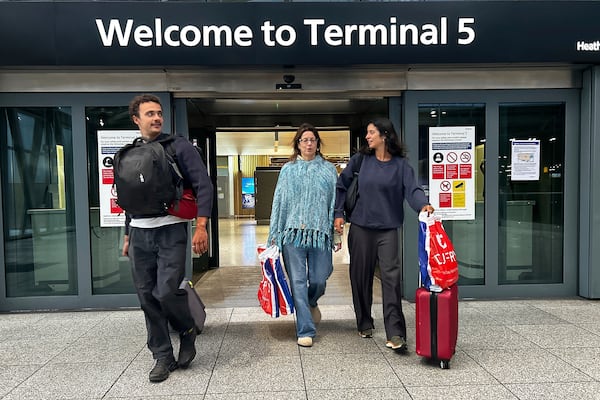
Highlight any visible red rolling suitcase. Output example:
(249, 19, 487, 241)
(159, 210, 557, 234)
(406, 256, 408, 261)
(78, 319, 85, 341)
(415, 284, 458, 369)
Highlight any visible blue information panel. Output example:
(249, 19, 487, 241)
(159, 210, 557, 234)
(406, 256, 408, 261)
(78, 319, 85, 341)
(242, 177, 255, 209)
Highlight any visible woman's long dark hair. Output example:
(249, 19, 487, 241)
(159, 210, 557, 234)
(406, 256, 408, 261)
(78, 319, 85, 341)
(359, 117, 407, 158)
(289, 123, 323, 161)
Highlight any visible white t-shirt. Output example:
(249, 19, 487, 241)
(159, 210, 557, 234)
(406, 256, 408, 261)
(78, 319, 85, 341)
(130, 214, 188, 229)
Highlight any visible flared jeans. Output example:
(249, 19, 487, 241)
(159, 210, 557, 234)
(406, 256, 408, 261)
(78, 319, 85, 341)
(282, 244, 333, 338)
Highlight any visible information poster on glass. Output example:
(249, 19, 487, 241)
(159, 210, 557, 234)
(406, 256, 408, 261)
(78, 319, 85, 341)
(241, 177, 255, 209)
(428, 126, 476, 220)
(511, 139, 540, 181)
(98, 130, 140, 227)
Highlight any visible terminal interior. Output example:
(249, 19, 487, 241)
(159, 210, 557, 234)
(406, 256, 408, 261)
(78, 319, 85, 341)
(190, 97, 387, 268)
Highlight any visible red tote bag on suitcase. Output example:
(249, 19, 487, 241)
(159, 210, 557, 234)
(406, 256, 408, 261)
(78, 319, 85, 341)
(415, 284, 458, 369)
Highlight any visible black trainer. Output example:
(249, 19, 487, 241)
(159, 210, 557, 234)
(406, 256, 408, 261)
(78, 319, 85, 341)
(178, 327, 197, 369)
(149, 357, 178, 383)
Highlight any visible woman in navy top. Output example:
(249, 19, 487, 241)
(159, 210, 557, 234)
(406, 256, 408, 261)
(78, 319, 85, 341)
(334, 117, 433, 351)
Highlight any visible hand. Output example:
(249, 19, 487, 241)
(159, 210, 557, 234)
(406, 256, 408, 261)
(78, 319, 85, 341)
(421, 204, 435, 216)
(192, 225, 209, 255)
(334, 217, 345, 235)
(122, 235, 129, 257)
(333, 242, 342, 252)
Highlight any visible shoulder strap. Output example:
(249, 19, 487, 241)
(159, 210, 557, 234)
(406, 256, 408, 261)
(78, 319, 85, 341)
(353, 153, 364, 174)
(156, 135, 185, 182)
(159, 136, 177, 159)
(156, 134, 176, 151)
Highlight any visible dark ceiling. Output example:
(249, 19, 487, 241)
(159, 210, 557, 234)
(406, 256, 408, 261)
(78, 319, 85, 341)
(186, 98, 388, 130)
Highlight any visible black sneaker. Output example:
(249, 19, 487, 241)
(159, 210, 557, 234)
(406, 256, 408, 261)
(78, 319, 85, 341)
(178, 327, 197, 369)
(149, 357, 178, 382)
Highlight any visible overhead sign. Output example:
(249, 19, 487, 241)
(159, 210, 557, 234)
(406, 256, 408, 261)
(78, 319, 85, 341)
(429, 126, 476, 221)
(1, 1, 600, 66)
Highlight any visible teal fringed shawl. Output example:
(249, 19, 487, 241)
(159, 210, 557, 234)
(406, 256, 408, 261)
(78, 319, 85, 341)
(267, 155, 338, 250)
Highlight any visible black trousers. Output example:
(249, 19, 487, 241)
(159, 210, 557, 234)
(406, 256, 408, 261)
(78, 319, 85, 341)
(348, 224, 407, 340)
(129, 222, 194, 360)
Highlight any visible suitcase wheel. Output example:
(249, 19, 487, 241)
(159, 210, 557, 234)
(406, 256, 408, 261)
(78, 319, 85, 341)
(440, 360, 450, 369)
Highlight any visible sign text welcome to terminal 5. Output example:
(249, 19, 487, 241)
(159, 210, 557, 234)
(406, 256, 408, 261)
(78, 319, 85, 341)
(1, 1, 599, 66)
(95, 17, 475, 48)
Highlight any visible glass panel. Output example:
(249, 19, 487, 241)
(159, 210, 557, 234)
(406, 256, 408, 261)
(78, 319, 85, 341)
(418, 104, 486, 285)
(498, 103, 564, 284)
(86, 106, 137, 294)
(1, 107, 77, 296)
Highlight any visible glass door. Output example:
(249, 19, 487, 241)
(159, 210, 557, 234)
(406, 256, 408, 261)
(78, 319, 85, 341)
(1, 106, 78, 297)
(498, 103, 565, 285)
(0, 93, 172, 311)
(403, 89, 578, 299)
(417, 104, 486, 285)
(86, 106, 137, 294)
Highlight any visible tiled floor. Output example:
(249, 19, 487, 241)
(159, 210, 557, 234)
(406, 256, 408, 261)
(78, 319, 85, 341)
(3, 296, 600, 399)
(1, 220, 600, 399)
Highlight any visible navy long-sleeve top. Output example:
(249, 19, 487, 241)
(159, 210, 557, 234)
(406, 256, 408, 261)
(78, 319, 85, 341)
(334, 153, 429, 230)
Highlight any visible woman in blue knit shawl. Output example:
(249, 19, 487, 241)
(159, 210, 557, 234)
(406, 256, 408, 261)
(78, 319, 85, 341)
(267, 123, 340, 347)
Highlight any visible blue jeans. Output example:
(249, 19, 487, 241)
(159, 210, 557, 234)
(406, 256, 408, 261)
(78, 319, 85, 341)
(282, 244, 333, 338)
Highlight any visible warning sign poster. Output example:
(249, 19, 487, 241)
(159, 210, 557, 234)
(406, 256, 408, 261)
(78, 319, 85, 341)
(429, 126, 475, 220)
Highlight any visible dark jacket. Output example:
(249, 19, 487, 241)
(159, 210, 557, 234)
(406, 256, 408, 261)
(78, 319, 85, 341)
(335, 153, 428, 230)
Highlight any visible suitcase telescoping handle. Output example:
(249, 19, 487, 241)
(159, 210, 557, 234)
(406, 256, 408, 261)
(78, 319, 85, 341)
(429, 291, 438, 361)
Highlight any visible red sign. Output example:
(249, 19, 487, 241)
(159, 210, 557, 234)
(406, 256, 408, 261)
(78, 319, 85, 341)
(459, 164, 472, 179)
(445, 164, 458, 179)
(110, 198, 123, 214)
(439, 193, 452, 208)
(432, 164, 445, 179)
(102, 169, 114, 184)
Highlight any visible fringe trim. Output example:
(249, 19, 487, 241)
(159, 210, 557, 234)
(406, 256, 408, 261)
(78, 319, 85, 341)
(280, 228, 331, 251)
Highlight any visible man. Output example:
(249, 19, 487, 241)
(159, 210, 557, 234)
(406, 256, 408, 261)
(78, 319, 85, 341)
(121, 94, 213, 382)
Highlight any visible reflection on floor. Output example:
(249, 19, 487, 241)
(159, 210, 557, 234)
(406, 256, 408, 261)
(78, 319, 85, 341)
(217, 218, 270, 267)
(217, 217, 350, 267)
(197, 218, 378, 309)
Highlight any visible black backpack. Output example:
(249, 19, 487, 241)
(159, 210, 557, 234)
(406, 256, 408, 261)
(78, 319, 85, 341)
(113, 135, 184, 216)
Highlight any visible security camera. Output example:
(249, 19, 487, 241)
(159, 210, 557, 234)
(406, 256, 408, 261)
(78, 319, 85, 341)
(283, 74, 295, 84)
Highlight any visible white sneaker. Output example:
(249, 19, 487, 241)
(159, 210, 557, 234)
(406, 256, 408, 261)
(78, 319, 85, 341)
(310, 306, 321, 324)
(297, 337, 313, 347)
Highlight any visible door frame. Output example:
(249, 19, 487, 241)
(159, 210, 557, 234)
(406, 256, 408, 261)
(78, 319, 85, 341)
(0, 92, 172, 311)
(402, 89, 580, 300)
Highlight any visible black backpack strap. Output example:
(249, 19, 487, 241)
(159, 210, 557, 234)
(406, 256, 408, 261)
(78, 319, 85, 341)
(159, 136, 177, 162)
(352, 153, 364, 174)
(155, 135, 185, 186)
